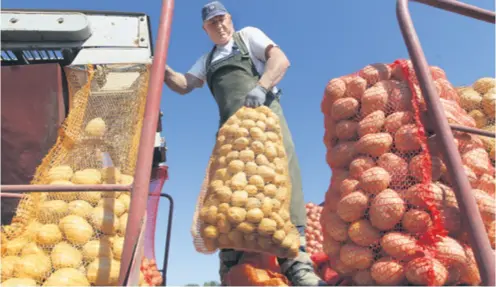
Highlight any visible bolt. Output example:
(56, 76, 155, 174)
(10, 18, 18, 23)
(140, 37, 145, 42)
(140, 17, 145, 22)
(57, 18, 64, 24)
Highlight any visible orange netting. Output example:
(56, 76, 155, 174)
(223, 252, 290, 286)
(319, 59, 495, 286)
(0, 64, 156, 286)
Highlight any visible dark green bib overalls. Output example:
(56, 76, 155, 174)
(205, 32, 306, 228)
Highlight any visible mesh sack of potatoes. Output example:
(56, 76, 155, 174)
(455, 77, 496, 162)
(1, 64, 150, 286)
(191, 106, 300, 259)
(318, 59, 495, 286)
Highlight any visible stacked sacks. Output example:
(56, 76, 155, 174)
(319, 60, 495, 286)
(305, 203, 324, 255)
(455, 78, 496, 161)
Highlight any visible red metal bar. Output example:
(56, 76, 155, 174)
(413, 0, 495, 23)
(450, 124, 496, 138)
(397, 0, 495, 285)
(118, 0, 174, 285)
(0, 193, 24, 198)
(1, 184, 131, 192)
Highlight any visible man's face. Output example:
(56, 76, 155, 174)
(203, 14, 234, 45)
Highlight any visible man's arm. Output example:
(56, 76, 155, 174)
(257, 45, 291, 91)
(164, 65, 204, 95)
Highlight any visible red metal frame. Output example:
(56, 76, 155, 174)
(118, 0, 175, 285)
(397, 0, 495, 285)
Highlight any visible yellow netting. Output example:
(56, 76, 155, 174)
(191, 106, 301, 259)
(1, 63, 151, 286)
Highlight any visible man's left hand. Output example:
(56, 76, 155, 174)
(244, 85, 268, 107)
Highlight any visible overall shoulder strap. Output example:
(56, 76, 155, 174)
(233, 32, 249, 55)
(205, 45, 217, 72)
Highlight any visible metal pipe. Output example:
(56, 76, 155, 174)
(155, 193, 174, 286)
(413, 0, 495, 23)
(397, 1, 495, 285)
(449, 124, 496, 138)
(118, 0, 174, 285)
(1, 184, 131, 192)
(0, 193, 24, 198)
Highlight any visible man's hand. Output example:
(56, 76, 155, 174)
(244, 85, 267, 107)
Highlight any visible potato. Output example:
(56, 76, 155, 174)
(377, 153, 408, 187)
(388, 81, 413, 113)
(340, 243, 373, 270)
(381, 232, 418, 259)
(323, 237, 341, 257)
(384, 111, 413, 134)
(345, 76, 367, 100)
(434, 236, 467, 269)
(336, 191, 368, 222)
(482, 91, 496, 119)
(258, 218, 277, 236)
(402, 209, 432, 234)
(231, 191, 248, 207)
(203, 225, 219, 239)
(327, 141, 356, 168)
(369, 189, 405, 231)
(394, 124, 421, 152)
(226, 207, 246, 224)
(472, 189, 495, 223)
(246, 208, 264, 224)
(370, 257, 406, 286)
(349, 156, 375, 180)
(330, 258, 356, 276)
(357, 111, 385, 138)
(477, 174, 495, 196)
(404, 183, 444, 209)
(331, 97, 360, 121)
(462, 148, 490, 176)
(359, 63, 392, 86)
(321, 212, 349, 242)
(361, 83, 388, 116)
(409, 154, 443, 182)
(405, 257, 448, 286)
(469, 110, 488, 128)
(459, 246, 481, 285)
(356, 133, 393, 157)
(335, 120, 359, 140)
(473, 77, 495, 94)
(323, 78, 347, 111)
(340, 179, 360, 197)
(352, 269, 375, 286)
(359, 167, 391, 194)
(216, 214, 232, 233)
(348, 219, 381, 246)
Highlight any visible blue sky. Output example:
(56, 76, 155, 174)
(3, 0, 495, 285)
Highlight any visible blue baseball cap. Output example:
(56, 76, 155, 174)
(202, 1, 228, 22)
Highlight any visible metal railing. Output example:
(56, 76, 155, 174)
(396, 0, 495, 285)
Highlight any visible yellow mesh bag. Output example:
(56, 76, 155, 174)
(191, 106, 300, 259)
(1, 63, 150, 286)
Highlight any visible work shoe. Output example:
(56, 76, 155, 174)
(279, 250, 328, 286)
(218, 248, 244, 285)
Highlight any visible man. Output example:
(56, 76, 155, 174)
(164, 2, 326, 286)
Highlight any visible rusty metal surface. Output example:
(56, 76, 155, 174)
(1, 63, 66, 225)
(397, 0, 495, 285)
(118, 0, 175, 285)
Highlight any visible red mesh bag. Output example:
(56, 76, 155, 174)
(305, 202, 324, 255)
(319, 59, 495, 286)
(223, 253, 290, 286)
